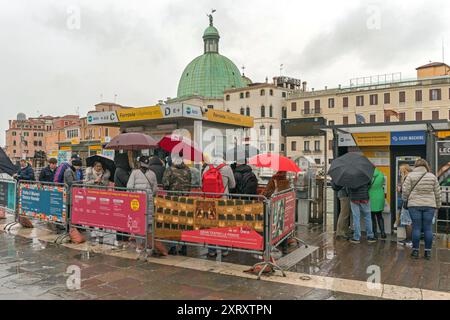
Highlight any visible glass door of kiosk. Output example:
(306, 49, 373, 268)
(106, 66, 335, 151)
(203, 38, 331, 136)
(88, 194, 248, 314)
(395, 157, 420, 238)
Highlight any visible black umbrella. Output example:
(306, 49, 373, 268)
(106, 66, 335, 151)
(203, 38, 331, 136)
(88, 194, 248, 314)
(86, 154, 116, 182)
(226, 145, 260, 163)
(0, 148, 18, 176)
(328, 153, 375, 188)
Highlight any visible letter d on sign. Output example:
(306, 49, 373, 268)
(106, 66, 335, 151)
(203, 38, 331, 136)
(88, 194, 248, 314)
(66, 265, 81, 290)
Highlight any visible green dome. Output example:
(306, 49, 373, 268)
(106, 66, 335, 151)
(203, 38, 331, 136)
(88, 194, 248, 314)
(177, 15, 245, 99)
(177, 53, 245, 99)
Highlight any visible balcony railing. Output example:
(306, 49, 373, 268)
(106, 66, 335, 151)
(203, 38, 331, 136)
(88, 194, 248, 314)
(301, 108, 322, 115)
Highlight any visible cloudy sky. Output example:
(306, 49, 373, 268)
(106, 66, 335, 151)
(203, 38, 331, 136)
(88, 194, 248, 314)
(1, 0, 449, 145)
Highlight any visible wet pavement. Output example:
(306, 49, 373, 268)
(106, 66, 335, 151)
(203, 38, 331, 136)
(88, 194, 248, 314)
(0, 232, 384, 300)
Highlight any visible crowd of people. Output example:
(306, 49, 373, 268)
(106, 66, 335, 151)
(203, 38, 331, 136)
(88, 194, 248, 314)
(12, 152, 290, 257)
(332, 158, 441, 260)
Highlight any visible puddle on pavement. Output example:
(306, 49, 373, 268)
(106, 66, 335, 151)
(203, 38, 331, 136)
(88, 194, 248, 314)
(74, 251, 96, 261)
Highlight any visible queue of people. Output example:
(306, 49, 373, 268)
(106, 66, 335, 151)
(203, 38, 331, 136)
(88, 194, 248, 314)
(331, 157, 441, 261)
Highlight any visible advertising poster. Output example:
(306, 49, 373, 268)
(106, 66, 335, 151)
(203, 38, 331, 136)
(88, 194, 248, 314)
(57, 151, 72, 166)
(436, 141, 450, 231)
(19, 183, 66, 223)
(154, 196, 265, 251)
(71, 188, 147, 236)
(270, 191, 296, 245)
(0, 180, 16, 211)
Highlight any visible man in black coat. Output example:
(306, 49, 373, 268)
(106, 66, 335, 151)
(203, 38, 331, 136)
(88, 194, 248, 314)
(14, 159, 35, 181)
(39, 158, 58, 183)
(148, 156, 165, 185)
(114, 153, 131, 189)
(232, 161, 258, 195)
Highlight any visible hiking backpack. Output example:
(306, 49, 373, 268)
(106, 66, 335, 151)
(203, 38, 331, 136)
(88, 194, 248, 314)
(202, 164, 226, 197)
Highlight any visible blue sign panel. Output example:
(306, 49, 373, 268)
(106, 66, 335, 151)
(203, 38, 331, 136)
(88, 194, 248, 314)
(0, 180, 16, 211)
(391, 131, 426, 146)
(19, 183, 66, 223)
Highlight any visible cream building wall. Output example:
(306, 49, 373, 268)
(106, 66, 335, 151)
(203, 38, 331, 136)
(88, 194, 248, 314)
(286, 72, 450, 165)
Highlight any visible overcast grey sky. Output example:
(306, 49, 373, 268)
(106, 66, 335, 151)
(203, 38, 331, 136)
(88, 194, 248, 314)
(1, 0, 449, 146)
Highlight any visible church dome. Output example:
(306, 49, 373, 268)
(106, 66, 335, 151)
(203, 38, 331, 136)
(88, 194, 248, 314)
(177, 15, 245, 99)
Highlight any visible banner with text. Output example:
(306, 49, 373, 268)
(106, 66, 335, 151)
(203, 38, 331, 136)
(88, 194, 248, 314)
(71, 188, 148, 236)
(19, 183, 67, 223)
(0, 180, 16, 212)
(270, 191, 296, 245)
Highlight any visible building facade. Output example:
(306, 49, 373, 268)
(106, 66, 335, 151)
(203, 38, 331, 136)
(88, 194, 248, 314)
(285, 63, 450, 164)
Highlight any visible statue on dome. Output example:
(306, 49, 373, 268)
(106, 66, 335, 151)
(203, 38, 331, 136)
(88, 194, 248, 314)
(207, 9, 216, 26)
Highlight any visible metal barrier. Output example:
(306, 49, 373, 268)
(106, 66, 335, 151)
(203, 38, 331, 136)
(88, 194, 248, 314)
(153, 188, 301, 279)
(68, 184, 152, 258)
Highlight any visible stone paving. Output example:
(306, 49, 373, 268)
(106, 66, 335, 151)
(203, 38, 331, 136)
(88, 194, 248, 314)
(0, 232, 381, 300)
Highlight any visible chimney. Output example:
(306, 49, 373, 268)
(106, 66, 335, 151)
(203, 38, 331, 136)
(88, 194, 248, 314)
(302, 81, 307, 92)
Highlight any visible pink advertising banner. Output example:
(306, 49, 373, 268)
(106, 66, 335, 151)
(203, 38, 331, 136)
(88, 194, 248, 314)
(71, 187, 147, 236)
(271, 191, 296, 245)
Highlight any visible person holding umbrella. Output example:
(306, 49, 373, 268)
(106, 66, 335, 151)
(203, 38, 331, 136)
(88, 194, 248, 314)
(328, 153, 376, 244)
(85, 161, 111, 186)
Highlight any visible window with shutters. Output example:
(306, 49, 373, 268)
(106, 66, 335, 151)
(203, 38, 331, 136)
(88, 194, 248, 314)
(291, 102, 297, 112)
(370, 114, 376, 123)
(384, 93, 391, 104)
(432, 110, 440, 120)
(430, 89, 441, 101)
(261, 106, 265, 118)
(269, 105, 273, 117)
(328, 98, 335, 108)
(240, 93, 244, 99)
(282, 107, 287, 119)
(304, 141, 310, 152)
(356, 96, 364, 107)
(370, 94, 378, 105)
(240, 108, 245, 115)
(314, 141, 321, 151)
(246, 92, 250, 98)
(343, 97, 349, 108)
(269, 125, 273, 136)
(304, 101, 310, 114)
(246, 107, 250, 116)
(399, 91, 406, 103)
(415, 90, 422, 102)
(270, 89, 274, 96)
(260, 89, 265, 96)
(399, 112, 406, 122)
(226, 95, 230, 101)
(416, 111, 423, 121)
(314, 100, 320, 113)
(291, 141, 297, 151)
(343, 116, 349, 125)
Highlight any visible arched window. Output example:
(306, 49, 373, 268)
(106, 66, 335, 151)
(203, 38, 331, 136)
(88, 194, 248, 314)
(226, 95, 230, 101)
(282, 107, 287, 119)
(269, 105, 273, 117)
(261, 105, 265, 118)
(246, 107, 250, 116)
(240, 108, 245, 115)
(246, 92, 250, 98)
(260, 125, 266, 136)
(269, 125, 273, 136)
(270, 89, 274, 96)
(260, 89, 265, 96)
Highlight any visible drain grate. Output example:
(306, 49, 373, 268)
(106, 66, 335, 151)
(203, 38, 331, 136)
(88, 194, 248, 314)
(276, 245, 319, 270)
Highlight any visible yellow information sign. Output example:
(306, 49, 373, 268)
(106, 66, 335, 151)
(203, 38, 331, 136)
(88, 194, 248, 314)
(117, 106, 163, 122)
(60, 146, 71, 151)
(205, 110, 254, 128)
(70, 138, 80, 145)
(88, 145, 102, 151)
(352, 132, 390, 146)
(437, 131, 450, 139)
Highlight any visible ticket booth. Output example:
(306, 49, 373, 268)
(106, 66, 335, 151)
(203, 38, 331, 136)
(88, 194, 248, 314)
(329, 121, 450, 235)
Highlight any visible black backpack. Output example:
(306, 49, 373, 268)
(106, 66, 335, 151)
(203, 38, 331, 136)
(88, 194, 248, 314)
(237, 171, 258, 195)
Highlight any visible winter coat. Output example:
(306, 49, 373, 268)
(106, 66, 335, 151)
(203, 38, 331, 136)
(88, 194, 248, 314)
(402, 166, 441, 209)
(162, 163, 192, 192)
(85, 167, 111, 186)
(39, 166, 56, 183)
(114, 153, 131, 189)
(17, 164, 35, 181)
(233, 164, 258, 195)
(348, 183, 370, 202)
(202, 164, 236, 194)
(127, 168, 158, 195)
(190, 167, 201, 187)
(369, 168, 385, 212)
(148, 157, 165, 185)
(63, 166, 80, 188)
(263, 173, 290, 198)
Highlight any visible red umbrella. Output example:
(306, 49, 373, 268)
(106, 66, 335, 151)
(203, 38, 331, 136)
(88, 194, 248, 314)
(105, 133, 158, 151)
(158, 135, 204, 162)
(248, 153, 301, 173)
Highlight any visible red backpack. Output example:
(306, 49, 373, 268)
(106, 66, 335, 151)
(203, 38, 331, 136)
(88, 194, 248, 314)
(202, 164, 226, 197)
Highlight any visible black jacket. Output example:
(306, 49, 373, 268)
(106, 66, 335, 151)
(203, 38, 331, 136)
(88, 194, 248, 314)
(348, 183, 370, 202)
(17, 164, 35, 181)
(233, 165, 258, 195)
(39, 166, 56, 183)
(114, 154, 131, 189)
(148, 157, 165, 185)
